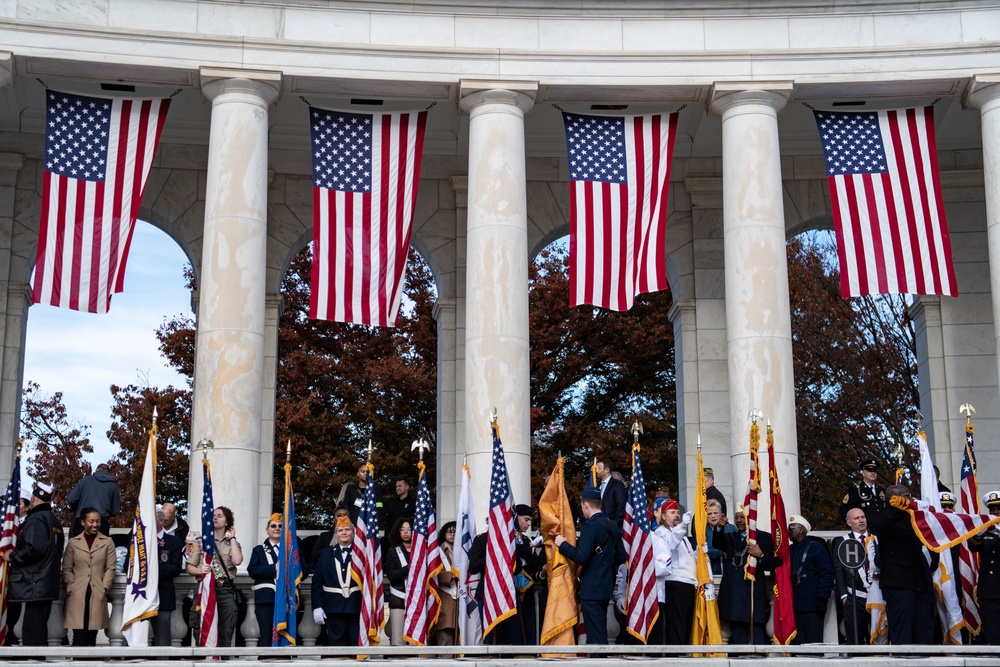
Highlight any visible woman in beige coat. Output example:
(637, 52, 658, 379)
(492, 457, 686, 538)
(62, 507, 117, 646)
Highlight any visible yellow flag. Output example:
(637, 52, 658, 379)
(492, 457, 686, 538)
(691, 447, 724, 654)
(538, 457, 579, 647)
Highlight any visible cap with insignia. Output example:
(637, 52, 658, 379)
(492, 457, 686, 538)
(983, 491, 1000, 509)
(581, 488, 602, 502)
(939, 492, 956, 508)
(861, 459, 879, 472)
(336, 515, 353, 528)
(515, 504, 534, 517)
(704, 468, 715, 477)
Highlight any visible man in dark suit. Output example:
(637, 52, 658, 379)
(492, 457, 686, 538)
(970, 490, 1000, 645)
(555, 488, 627, 646)
(714, 505, 779, 644)
(704, 468, 728, 518)
(596, 458, 627, 529)
(312, 516, 361, 646)
(832, 507, 871, 645)
(154, 507, 185, 646)
(869, 484, 937, 645)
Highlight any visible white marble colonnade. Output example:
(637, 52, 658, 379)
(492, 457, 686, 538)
(187, 69, 281, 529)
(459, 81, 537, 512)
(710, 83, 800, 515)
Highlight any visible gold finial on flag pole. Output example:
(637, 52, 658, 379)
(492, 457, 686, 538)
(631, 420, 643, 446)
(15, 436, 22, 458)
(960, 403, 976, 425)
(366, 438, 373, 464)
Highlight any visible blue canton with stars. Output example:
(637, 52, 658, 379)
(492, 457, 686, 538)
(310, 108, 374, 193)
(490, 427, 512, 511)
(628, 448, 652, 534)
(814, 111, 889, 177)
(45, 92, 112, 182)
(962, 429, 978, 484)
(201, 461, 215, 561)
(563, 112, 628, 184)
(413, 472, 433, 536)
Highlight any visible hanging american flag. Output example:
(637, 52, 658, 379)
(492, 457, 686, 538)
(33, 90, 170, 314)
(958, 421, 982, 634)
(351, 462, 385, 646)
(561, 111, 678, 312)
(403, 461, 442, 646)
(742, 421, 762, 582)
(197, 459, 218, 648)
(483, 421, 516, 637)
(622, 443, 658, 643)
(308, 108, 427, 327)
(890, 495, 1000, 552)
(0, 449, 21, 645)
(813, 107, 956, 298)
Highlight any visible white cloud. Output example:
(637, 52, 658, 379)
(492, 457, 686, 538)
(23, 222, 191, 464)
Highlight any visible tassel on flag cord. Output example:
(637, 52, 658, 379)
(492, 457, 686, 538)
(742, 421, 762, 582)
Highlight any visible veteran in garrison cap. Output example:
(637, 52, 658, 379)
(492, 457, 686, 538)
(839, 458, 886, 520)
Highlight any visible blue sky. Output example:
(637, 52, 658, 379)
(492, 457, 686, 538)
(23, 221, 191, 466)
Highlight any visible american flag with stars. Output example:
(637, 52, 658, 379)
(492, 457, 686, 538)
(402, 463, 442, 646)
(813, 107, 956, 298)
(622, 443, 659, 643)
(197, 459, 218, 648)
(33, 90, 170, 314)
(0, 452, 21, 645)
(561, 111, 677, 312)
(958, 423, 982, 633)
(351, 463, 385, 646)
(483, 422, 516, 637)
(308, 108, 427, 327)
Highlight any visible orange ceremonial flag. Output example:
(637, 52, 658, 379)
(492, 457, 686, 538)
(538, 457, 579, 647)
(691, 447, 724, 653)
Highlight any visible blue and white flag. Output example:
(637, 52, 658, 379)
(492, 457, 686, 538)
(455, 463, 482, 645)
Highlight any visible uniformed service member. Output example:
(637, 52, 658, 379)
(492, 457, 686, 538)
(839, 458, 886, 519)
(312, 516, 361, 646)
(970, 490, 1000, 645)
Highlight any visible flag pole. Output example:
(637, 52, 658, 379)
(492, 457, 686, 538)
(747, 409, 762, 648)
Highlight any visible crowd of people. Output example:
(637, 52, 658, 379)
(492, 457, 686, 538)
(3, 455, 1000, 652)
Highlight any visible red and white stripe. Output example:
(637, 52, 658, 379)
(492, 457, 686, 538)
(742, 423, 762, 581)
(892, 496, 1000, 552)
(310, 111, 427, 327)
(351, 466, 384, 646)
(33, 97, 170, 314)
(483, 424, 516, 637)
(0, 456, 20, 645)
(402, 470, 442, 646)
(197, 561, 218, 648)
(958, 424, 982, 634)
(569, 113, 677, 311)
(622, 445, 658, 643)
(827, 107, 956, 298)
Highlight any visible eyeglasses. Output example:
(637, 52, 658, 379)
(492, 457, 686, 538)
(268, 523, 281, 529)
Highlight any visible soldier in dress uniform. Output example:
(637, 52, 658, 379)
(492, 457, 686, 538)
(312, 516, 361, 646)
(839, 458, 886, 519)
(970, 490, 1000, 645)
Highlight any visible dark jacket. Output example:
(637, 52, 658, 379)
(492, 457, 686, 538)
(383, 544, 409, 610)
(384, 495, 415, 533)
(157, 532, 185, 612)
(839, 482, 886, 520)
(66, 469, 121, 520)
(832, 532, 871, 605)
(312, 544, 361, 615)
(869, 505, 937, 592)
(338, 482, 381, 525)
(469, 531, 527, 603)
(248, 541, 281, 605)
(9, 503, 65, 602)
(969, 528, 1000, 600)
(558, 511, 626, 601)
(789, 536, 834, 614)
(163, 516, 189, 543)
(715, 527, 779, 625)
(599, 478, 627, 529)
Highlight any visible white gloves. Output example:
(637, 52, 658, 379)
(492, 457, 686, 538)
(313, 608, 327, 625)
(531, 535, 544, 547)
(682, 511, 694, 527)
(701, 543, 710, 555)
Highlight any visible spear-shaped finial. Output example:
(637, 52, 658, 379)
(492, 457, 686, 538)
(285, 439, 292, 466)
(697, 432, 702, 453)
(960, 403, 976, 425)
(366, 438, 373, 464)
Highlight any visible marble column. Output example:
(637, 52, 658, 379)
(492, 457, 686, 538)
(965, 75, 1000, 429)
(910, 295, 952, 479)
(434, 296, 458, 522)
(709, 82, 800, 515)
(0, 152, 27, 482)
(188, 69, 280, 544)
(259, 292, 283, 531)
(459, 81, 536, 525)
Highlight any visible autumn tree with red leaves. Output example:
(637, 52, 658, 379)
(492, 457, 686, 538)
(528, 243, 678, 507)
(20, 380, 94, 525)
